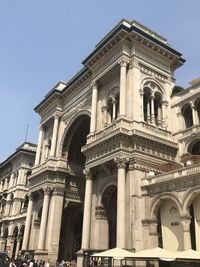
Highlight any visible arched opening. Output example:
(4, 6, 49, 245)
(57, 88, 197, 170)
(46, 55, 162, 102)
(59, 114, 90, 261)
(189, 204, 196, 250)
(182, 104, 193, 129)
(3, 228, 8, 252)
(58, 203, 83, 261)
(19, 225, 25, 252)
(191, 141, 200, 155)
(62, 114, 90, 176)
(188, 195, 200, 251)
(157, 209, 163, 248)
(12, 226, 18, 258)
(101, 186, 117, 249)
(154, 199, 183, 251)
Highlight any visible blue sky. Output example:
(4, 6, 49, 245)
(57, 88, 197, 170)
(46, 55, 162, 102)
(0, 0, 200, 162)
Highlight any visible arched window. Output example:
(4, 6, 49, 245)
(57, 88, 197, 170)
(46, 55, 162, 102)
(142, 81, 164, 127)
(143, 87, 152, 123)
(182, 104, 193, 128)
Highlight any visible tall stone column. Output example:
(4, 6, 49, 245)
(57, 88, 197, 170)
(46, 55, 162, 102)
(147, 100, 151, 123)
(37, 187, 51, 250)
(149, 220, 159, 248)
(181, 218, 192, 250)
(35, 126, 44, 166)
(177, 112, 184, 130)
(46, 187, 65, 263)
(112, 99, 117, 121)
(119, 58, 128, 117)
(151, 96, 155, 124)
(15, 236, 22, 259)
(22, 193, 33, 250)
(101, 105, 108, 127)
(161, 101, 167, 128)
(90, 82, 98, 134)
(192, 104, 198, 125)
(115, 157, 127, 248)
(81, 169, 93, 250)
(50, 114, 60, 157)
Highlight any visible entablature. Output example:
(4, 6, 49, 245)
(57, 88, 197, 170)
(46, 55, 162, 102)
(83, 118, 178, 168)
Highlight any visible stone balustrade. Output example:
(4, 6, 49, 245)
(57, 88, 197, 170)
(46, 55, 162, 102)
(143, 163, 200, 186)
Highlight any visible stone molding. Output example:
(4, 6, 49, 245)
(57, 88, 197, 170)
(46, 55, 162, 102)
(134, 48, 170, 72)
(52, 187, 65, 196)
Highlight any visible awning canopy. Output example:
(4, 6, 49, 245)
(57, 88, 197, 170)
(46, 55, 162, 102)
(177, 249, 200, 261)
(129, 247, 176, 261)
(92, 247, 135, 259)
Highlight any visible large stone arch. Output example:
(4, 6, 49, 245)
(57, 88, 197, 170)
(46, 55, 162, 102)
(182, 186, 200, 216)
(150, 192, 182, 220)
(58, 110, 91, 159)
(150, 193, 184, 251)
(97, 181, 117, 206)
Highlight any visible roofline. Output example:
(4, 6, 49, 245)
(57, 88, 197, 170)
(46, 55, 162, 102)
(0, 145, 36, 168)
(34, 67, 89, 112)
(34, 19, 185, 113)
(82, 21, 185, 65)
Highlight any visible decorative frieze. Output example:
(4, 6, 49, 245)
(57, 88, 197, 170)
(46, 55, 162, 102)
(134, 48, 170, 72)
(52, 187, 65, 196)
(139, 63, 167, 83)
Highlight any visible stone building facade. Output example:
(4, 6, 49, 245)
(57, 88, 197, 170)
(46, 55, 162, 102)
(1, 19, 200, 266)
(0, 142, 36, 258)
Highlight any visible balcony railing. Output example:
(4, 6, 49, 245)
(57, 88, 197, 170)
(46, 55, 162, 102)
(143, 163, 200, 186)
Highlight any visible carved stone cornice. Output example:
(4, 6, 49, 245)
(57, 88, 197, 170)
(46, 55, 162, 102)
(129, 157, 161, 173)
(52, 187, 65, 196)
(115, 157, 128, 169)
(95, 206, 107, 220)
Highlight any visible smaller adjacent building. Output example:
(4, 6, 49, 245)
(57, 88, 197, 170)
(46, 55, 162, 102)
(0, 142, 36, 259)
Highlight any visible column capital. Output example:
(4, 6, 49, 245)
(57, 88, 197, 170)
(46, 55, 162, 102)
(43, 187, 52, 196)
(95, 206, 107, 220)
(118, 57, 129, 67)
(28, 192, 33, 201)
(54, 113, 61, 120)
(177, 111, 183, 118)
(115, 157, 128, 169)
(191, 103, 196, 110)
(52, 187, 65, 196)
(17, 235, 22, 242)
(129, 59, 139, 69)
(91, 80, 98, 88)
(180, 217, 191, 231)
(101, 105, 108, 112)
(83, 169, 92, 180)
